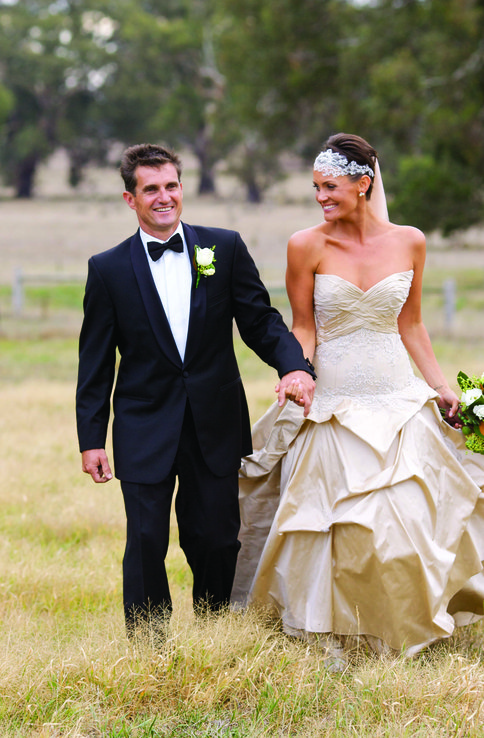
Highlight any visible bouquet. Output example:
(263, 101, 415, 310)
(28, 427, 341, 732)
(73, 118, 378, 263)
(443, 371, 484, 454)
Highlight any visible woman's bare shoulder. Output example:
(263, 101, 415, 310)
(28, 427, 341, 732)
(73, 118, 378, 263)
(388, 222, 426, 246)
(287, 225, 325, 273)
(288, 224, 326, 251)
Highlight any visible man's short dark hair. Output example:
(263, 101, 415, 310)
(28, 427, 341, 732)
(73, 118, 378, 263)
(120, 144, 182, 194)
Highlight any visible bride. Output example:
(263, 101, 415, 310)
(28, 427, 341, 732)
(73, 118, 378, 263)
(231, 132, 484, 657)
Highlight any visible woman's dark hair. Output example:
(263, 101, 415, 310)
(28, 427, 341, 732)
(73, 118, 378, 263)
(322, 133, 377, 199)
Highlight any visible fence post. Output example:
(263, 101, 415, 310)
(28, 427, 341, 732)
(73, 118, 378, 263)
(12, 267, 24, 317)
(443, 278, 456, 334)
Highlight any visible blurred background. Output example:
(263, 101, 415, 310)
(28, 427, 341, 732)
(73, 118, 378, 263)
(0, 0, 483, 359)
(0, 0, 483, 221)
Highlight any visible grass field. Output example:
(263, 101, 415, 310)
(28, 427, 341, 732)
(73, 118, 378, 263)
(1, 158, 484, 736)
(2, 336, 484, 737)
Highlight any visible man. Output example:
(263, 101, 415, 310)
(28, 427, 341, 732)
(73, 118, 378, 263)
(76, 143, 315, 633)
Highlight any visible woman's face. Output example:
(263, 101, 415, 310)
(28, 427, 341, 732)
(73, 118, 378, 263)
(313, 170, 362, 221)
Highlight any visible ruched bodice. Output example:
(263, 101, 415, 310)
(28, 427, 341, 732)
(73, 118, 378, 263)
(314, 270, 412, 340)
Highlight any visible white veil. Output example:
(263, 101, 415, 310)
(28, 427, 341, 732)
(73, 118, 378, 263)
(369, 158, 389, 221)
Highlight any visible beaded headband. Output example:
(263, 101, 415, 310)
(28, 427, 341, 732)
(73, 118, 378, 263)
(314, 150, 374, 178)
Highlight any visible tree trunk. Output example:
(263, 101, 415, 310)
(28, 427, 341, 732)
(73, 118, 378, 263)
(246, 177, 262, 203)
(69, 156, 85, 189)
(15, 156, 37, 198)
(197, 166, 216, 195)
(194, 128, 217, 195)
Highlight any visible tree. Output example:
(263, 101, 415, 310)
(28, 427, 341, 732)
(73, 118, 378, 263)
(0, 82, 13, 138)
(336, 0, 484, 232)
(214, 0, 350, 201)
(0, 0, 240, 197)
(391, 154, 481, 235)
(1, 0, 482, 228)
(99, 0, 237, 195)
(0, 0, 118, 197)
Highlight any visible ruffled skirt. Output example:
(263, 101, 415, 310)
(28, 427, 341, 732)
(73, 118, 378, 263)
(232, 395, 484, 655)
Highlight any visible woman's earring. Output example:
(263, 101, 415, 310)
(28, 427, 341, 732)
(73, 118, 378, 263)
(359, 192, 365, 197)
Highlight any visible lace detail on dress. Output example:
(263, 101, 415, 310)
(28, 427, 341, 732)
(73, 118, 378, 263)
(313, 329, 423, 398)
(308, 270, 433, 420)
(317, 329, 403, 381)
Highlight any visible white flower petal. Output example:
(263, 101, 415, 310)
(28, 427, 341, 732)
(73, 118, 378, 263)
(196, 248, 215, 266)
(461, 388, 483, 405)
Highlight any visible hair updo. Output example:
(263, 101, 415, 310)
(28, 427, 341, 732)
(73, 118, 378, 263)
(322, 133, 377, 200)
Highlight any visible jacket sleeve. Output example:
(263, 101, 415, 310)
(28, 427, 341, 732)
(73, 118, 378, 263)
(76, 258, 117, 452)
(230, 232, 313, 379)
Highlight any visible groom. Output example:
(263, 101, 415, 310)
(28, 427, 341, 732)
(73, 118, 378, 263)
(76, 143, 315, 633)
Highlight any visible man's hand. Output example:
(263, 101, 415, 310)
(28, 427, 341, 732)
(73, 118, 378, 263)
(82, 449, 113, 483)
(276, 370, 315, 417)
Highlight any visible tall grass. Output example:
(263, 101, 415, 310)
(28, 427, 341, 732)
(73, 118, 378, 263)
(1, 331, 484, 736)
(1, 256, 484, 736)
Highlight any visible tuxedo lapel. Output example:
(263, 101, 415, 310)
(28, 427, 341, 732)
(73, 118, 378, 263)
(130, 232, 182, 367)
(182, 223, 207, 365)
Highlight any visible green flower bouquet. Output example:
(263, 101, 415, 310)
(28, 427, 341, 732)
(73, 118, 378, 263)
(443, 371, 484, 454)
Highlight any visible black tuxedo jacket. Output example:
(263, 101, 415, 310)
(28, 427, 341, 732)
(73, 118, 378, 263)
(76, 223, 310, 483)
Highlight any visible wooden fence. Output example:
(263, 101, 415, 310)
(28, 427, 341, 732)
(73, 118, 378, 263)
(11, 268, 460, 333)
(11, 267, 86, 317)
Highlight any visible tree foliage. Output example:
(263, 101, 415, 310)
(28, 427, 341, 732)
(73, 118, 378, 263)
(0, 0, 118, 196)
(0, 0, 482, 232)
(212, 0, 350, 200)
(335, 0, 484, 231)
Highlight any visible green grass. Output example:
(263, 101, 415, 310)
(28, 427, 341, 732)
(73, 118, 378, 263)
(0, 282, 84, 312)
(25, 283, 85, 311)
(0, 337, 79, 382)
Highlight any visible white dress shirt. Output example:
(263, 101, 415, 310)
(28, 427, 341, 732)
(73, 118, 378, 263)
(139, 224, 192, 361)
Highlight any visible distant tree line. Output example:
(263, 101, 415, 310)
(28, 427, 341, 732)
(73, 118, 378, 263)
(0, 0, 482, 233)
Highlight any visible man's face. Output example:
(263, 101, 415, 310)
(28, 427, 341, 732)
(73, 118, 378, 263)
(123, 163, 183, 239)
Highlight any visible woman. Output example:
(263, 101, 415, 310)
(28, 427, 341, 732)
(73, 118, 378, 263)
(232, 133, 484, 658)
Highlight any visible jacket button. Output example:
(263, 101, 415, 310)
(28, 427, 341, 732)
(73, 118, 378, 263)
(182, 370, 189, 378)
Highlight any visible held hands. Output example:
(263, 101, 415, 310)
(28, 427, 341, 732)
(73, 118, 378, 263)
(276, 370, 315, 417)
(82, 449, 113, 483)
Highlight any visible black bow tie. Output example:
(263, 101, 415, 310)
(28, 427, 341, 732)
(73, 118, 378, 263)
(147, 233, 183, 261)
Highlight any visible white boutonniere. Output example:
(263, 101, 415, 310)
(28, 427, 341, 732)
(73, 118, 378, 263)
(194, 245, 216, 287)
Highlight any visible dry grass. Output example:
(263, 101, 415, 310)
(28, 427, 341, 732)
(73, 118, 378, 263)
(2, 367, 484, 735)
(1, 162, 484, 735)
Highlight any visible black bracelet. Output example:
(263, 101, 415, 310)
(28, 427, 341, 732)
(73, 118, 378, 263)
(305, 357, 316, 376)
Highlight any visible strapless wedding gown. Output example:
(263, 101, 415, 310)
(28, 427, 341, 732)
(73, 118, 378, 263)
(232, 271, 484, 655)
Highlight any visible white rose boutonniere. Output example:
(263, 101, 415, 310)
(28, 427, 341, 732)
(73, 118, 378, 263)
(194, 245, 216, 287)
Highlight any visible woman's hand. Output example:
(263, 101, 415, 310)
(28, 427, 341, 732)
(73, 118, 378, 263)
(435, 385, 460, 418)
(276, 371, 315, 417)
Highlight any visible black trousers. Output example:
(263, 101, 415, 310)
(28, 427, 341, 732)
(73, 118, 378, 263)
(120, 403, 241, 628)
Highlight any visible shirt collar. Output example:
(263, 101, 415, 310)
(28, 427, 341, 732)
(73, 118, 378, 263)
(139, 223, 185, 251)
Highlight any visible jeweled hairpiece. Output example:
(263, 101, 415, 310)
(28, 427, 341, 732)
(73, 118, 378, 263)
(314, 150, 374, 178)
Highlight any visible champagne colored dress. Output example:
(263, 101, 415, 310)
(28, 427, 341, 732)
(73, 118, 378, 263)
(232, 270, 484, 655)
